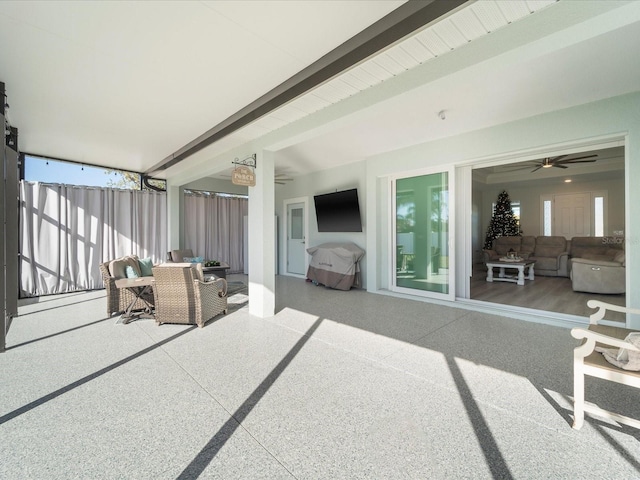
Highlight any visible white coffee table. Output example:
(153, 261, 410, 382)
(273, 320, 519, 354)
(486, 260, 535, 286)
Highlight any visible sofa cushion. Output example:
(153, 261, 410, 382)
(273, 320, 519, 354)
(534, 236, 566, 257)
(530, 256, 559, 271)
(570, 236, 624, 258)
(493, 236, 522, 256)
(520, 236, 536, 256)
(575, 247, 609, 259)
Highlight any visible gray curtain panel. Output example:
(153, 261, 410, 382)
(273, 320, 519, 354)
(19, 182, 167, 297)
(183, 193, 248, 273)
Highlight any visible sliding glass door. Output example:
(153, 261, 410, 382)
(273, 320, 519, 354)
(393, 170, 453, 299)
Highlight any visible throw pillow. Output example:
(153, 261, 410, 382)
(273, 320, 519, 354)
(138, 257, 154, 276)
(182, 256, 204, 263)
(125, 265, 140, 278)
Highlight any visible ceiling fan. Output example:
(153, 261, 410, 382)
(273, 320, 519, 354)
(528, 154, 598, 172)
(275, 173, 293, 185)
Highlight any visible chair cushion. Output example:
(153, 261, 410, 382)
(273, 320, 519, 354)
(109, 255, 140, 279)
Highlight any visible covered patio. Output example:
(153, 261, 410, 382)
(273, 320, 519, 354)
(1, 275, 638, 478)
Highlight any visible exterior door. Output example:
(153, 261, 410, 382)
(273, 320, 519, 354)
(393, 170, 453, 300)
(287, 202, 306, 275)
(553, 193, 591, 239)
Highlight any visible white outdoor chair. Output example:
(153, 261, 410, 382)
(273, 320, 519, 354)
(571, 300, 640, 430)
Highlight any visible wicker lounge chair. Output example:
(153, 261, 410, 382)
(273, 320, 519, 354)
(100, 259, 154, 317)
(151, 263, 228, 328)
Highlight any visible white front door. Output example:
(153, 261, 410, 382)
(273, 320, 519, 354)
(553, 193, 591, 239)
(287, 202, 306, 275)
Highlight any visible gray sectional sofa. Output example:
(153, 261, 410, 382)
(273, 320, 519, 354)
(483, 235, 625, 293)
(483, 235, 569, 277)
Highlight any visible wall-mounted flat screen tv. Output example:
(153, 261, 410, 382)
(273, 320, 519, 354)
(314, 188, 363, 232)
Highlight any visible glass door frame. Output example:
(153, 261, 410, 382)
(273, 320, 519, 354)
(390, 166, 455, 301)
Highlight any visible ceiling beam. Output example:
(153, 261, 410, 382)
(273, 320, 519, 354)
(145, 0, 468, 175)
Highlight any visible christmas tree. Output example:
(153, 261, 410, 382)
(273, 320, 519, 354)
(483, 190, 520, 250)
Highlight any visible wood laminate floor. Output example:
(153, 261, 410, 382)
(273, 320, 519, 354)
(469, 263, 626, 321)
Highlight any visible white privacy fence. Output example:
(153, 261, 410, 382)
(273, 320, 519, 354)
(19, 181, 167, 297)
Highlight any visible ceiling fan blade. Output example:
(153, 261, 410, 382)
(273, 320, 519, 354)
(561, 159, 597, 164)
(531, 165, 542, 173)
(555, 155, 598, 164)
(552, 164, 569, 169)
(548, 155, 568, 162)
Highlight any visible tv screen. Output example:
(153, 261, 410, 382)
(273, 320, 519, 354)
(314, 188, 363, 232)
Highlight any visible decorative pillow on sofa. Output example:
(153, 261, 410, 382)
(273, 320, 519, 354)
(138, 257, 154, 276)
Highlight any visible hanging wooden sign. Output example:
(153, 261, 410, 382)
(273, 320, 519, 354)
(231, 165, 256, 186)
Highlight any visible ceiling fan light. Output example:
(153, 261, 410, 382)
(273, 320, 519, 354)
(542, 164, 553, 168)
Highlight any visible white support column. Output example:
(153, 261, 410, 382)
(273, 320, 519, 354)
(248, 150, 276, 318)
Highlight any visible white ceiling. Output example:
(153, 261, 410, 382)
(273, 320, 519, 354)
(0, 0, 403, 171)
(2, 1, 640, 183)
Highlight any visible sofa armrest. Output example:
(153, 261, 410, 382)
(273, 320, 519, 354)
(483, 249, 497, 263)
(558, 252, 569, 277)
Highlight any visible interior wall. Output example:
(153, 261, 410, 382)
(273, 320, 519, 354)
(275, 160, 367, 286)
(479, 175, 625, 240)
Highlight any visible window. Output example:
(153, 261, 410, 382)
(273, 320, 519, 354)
(543, 200, 552, 236)
(594, 196, 604, 236)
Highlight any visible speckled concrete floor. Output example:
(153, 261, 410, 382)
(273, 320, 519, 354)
(1, 275, 638, 479)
